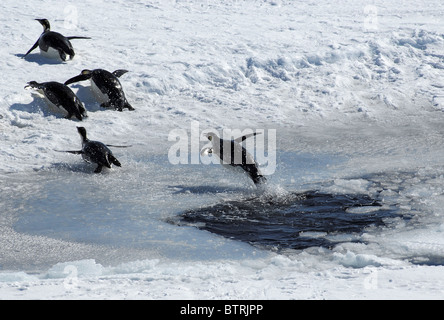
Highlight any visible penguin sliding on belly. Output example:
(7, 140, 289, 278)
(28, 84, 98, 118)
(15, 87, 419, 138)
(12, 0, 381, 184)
(201, 132, 267, 186)
(25, 81, 87, 121)
(59, 127, 123, 173)
(23, 19, 90, 61)
(65, 69, 135, 111)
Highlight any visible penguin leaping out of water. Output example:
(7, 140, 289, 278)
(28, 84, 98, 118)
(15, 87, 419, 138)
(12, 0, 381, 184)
(25, 81, 87, 121)
(23, 19, 91, 61)
(59, 127, 124, 173)
(201, 132, 267, 186)
(65, 69, 135, 111)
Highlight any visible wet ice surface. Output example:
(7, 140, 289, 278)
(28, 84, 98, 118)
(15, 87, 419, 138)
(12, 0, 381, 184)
(0, 150, 413, 271)
(7, 154, 266, 271)
(3, 140, 444, 298)
(5, 151, 346, 269)
(1, 0, 444, 299)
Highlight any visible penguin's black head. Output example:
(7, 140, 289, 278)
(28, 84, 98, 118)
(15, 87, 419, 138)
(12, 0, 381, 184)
(25, 81, 39, 89)
(76, 127, 88, 141)
(64, 70, 93, 86)
(35, 19, 51, 32)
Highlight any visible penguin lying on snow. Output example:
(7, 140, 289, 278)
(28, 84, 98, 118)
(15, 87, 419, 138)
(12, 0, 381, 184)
(65, 69, 135, 111)
(201, 132, 267, 186)
(59, 127, 126, 173)
(25, 81, 87, 121)
(23, 19, 91, 61)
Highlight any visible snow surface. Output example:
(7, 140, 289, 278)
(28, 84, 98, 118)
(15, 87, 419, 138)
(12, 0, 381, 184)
(1, 0, 444, 299)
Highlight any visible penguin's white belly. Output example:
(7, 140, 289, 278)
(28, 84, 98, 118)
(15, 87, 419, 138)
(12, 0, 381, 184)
(40, 47, 62, 60)
(90, 80, 109, 103)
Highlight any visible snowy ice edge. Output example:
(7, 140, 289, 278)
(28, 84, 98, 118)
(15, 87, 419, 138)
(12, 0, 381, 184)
(2, 0, 444, 300)
(0, 255, 391, 293)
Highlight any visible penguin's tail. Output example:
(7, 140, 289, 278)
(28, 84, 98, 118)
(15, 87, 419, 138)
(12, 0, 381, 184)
(253, 174, 267, 186)
(243, 163, 267, 186)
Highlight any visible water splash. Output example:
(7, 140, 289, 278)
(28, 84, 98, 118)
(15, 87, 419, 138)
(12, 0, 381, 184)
(172, 189, 404, 252)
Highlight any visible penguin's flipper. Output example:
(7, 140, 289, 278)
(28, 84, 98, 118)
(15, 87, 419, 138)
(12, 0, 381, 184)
(106, 144, 132, 148)
(23, 40, 39, 58)
(66, 36, 92, 40)
(112, 70, 129, 78)
(55, 150, 84, 154)
(43, 89, 63, 109)
(64, 74, 91, 85)
(234, 132, 262, 143)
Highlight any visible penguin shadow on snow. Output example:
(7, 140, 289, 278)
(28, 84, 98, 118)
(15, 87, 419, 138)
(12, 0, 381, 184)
(9, 93, 78, 120)
(68, 84, 108, 113)
(15, 53, 64, 66)
(10, 87, 104, 119)
(44, 161, 98, 174)
(9, 95, 42, 114)
(47, 161, 124, 175)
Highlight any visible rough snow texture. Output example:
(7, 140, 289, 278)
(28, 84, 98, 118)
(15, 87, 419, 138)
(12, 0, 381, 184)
(1, 0, 444, 299)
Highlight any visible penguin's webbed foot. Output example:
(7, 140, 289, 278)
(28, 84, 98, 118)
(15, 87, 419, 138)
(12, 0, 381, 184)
(100, 102, 111, 109)
(58, 50, 67, 62)
(253, 175, 267, 186)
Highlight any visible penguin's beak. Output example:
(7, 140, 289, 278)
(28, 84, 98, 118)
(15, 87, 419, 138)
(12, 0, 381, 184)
(24, 81, 37, 89)
(64, 74, 90, 86)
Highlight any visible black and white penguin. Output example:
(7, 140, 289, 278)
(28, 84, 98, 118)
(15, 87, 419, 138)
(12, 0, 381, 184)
(64, 69, 135, 111)
(62, 127, 122, 173)
(23, 19, 90, 61)
(25, 81, 87, 121)
(201, 132, 267, 186)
